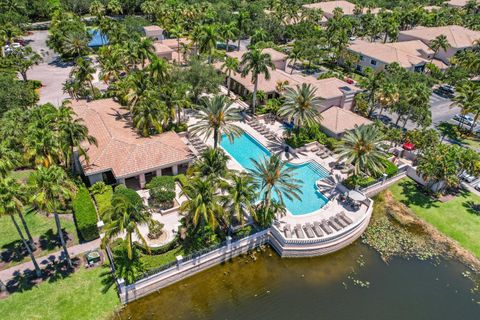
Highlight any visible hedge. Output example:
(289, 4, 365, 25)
(343, 175, 377, 189)
(146, 176, 176, 204)
(384, 160, 399, 177)
(114, 184, 143, 207)
(175, 174, 189, 188)
(73, 187, 99, 241)
(90, 182, 113, 217)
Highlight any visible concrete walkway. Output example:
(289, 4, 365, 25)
(0, 238, 101, 282)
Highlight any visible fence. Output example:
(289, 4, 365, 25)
(118, 229, 270, 304)
(360, 165, 408, 197)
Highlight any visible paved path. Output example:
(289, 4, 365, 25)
(0, 239, 101, 282)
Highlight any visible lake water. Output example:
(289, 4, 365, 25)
(116, 243, 479, 319)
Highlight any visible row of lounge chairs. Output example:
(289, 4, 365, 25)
(187, 133, 208, 153)
(310, 145, 334, 159)
(247, 118, 278, 141)
(282, 212, 354, 239)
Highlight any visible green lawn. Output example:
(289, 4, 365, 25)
(389, 179, 480, 258)
(140, 246, 185, 271)
(437, 122, 480, 150)
(0, 266, 120, 320)
(0, 209, 78, 268)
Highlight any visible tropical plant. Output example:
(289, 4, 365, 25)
(358, 67, 385, 117)
(136, 37, 155, 68)
(7, 46, 42, 82)
(279, 83, 323, 132)
(452, 81, 480, 133)
(249, 154, 302, 224)
(0, 142, 20, 177)
(430, 35, 450, 61)
(189, 95, 243, 149)
(29, 165, 76, 268)
(223, 173, 257, 228)
(197, 24, 220, 63)
(220, 22, 238, 52)
(0, 178, 42, 277)
(192, 148, 230, 179)
(221, 56, 239, 96)
(336, 125, 387, 176)
(132, 98, 166, 137)
(102, 191, 151, 259)
(68, 57, 97, 98)
(240, 48, 275, 113)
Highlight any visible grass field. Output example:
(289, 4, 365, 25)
(0, 209, 78, 269)
(389, 179, 480, 258)
(0, 266, 119, 320)
(140, 246, 185, 271)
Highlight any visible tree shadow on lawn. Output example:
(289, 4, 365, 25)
(5, 256, 81, 294)
(1, 228, 72, 264)
(395, 181, 439, 209)
(462, 201, 480, 216)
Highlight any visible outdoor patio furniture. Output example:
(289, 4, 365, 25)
(320, 153, 329, 159)
(313, 222, 324, 237)
(294, 224, 305, 238)
(310, 147, 319, 152)
(327, 218, 341, 231)
(316, 151, 325, 157)
(334, 216, 347, 228)
(339, 212, 353, 224)
(303, 224, 315, 238)
(283, 224, 292, 238)
(320, 220, 333, 234)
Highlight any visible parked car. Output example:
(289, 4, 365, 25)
(460, 171, 477, 183)
(453, 114, 477, 127)
(434, 84, 455, 97)
(475, 183, 480, 191)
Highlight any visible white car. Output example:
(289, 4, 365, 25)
(475, 183, 480, 191)
(453, 114, 476, 127)
(460, 172, 477, 183)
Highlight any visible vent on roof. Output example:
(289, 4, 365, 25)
(339, 86, 352, 92)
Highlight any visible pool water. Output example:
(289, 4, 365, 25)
(220, 133, 329, 215)
(88, 29, 109, 47)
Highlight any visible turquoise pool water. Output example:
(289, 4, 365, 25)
(88, 29, 109, 47)
(221, 133, 330, 215)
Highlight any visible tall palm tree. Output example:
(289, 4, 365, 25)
(70, 57, 96, 97)
(221, 56, 239, 96)
(336, 125, 387, 176)
(192, 148, 230, 179)
(249, 155, 302, 220)
(179, 177, 225, 230)
(197, 24, 219, 64)
(278, 83, 323, 132)
(235, 10, 249, 51)
(452, 81, 480, 133)
(56, 102, 97, 172)
(136, 37, 155, 68)
(0, 142, 20, 177)
(147, 56, 171, 85)
(220, 22, 238, 52)
(189, 95, 243, 149)
(377, 81, 399, 117)
(63, 32, 90, 60)
(223, 173, 257, 228)
(102, 192, 151, 260)
(107, 0, 123, 15)
(169, 24, 185, 62)
(30, 165, 76, 269)
(0, 178, 42, 277)
(240, 49, 275, 114)
(358, 67, 384, 117)
(132, 99, 166, 137)
(430, 35, 450, 61)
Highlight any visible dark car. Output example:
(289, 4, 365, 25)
(434, 84, 455, 97)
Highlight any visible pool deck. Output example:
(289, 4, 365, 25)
(186, 113, 373, 256)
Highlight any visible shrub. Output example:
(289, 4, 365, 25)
(384, 160, 399, 177)
(73, 187, 99, 241)
(175, 174, 189, 188)
(147, 221, 165, 240)
(343, 175, 377, 189)
(90, 182, 113, 217)
(146, 176, 176, 208)
(284, 124, 338, 150)
(114, 185, 143, 207)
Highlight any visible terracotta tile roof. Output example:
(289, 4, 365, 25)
(399, 25, 480, 49)
(320, 106, 373, 134)
(445, 0, 470, 7)
(70, 99, 192, 178)
(349, 40, 431, 68)
(153, 42, 174, 55)
(159, 38, 191, 49)
(143, 25, 164, 32)
(303, 1, 382, 15)
(226, 48, 287, 62)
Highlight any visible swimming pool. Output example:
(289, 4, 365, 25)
(220, 132, 330, 215)
(88, 29, 109, 47)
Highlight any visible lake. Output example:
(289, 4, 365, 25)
(116, 243, 479, 319)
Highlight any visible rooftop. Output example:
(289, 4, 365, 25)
(320, 107, 373, 134)
(153, 42, 174, 55)
(143, 25, 164, 32)
(398, 25, 480, 49)
(445, 0, 470, 7)
(349, 40, 432, 68)
(226, 48, 288, 62)
(70, 99, 192, 178)
(303, 1, 383, 15)
(158, 38, 191, 49)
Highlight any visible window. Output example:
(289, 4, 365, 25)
(359, 55, 364, 61)
(356, 65, 363, 72)
(370, 59, 377, 65)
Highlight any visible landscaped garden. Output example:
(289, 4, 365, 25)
(389, 179, 480, 258)
(437, 122, 480, 151)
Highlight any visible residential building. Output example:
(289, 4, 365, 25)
(71, 99, 194, 189)
(226, 48, 288, 71)
(143, 25, 164, 41)
(303, 1, 383, 20)
(320, 107, 373, 138)
(398, 25, 480, 64)
(153, 42, 174, 60)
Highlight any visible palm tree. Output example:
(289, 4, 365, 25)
(223, 173, 257, 228)
(288, 47, 302, 74)
(235, 11, 249, 51)
(430, 35, 450, 61)
(137, 37, 155, 68)
(0, 142, 20, 177)
(107, 0, 123, 15)
(169, 24, 185, 62)
(189, 95, 243, 149)
(98, 46, 125, 83)
(221, 56, 239, 96)
(192, 148, 230, 179)
(70, 57, 96, 97)
(452, 81, 480, 133)
(56, 102, 97, 172)
(220, 22, 238, 52)
(147, 56, 171, 85)
(30, 165, 76, 269)
(240, 48, 275, 114)
(197, 24, 219, 64)
(336, 125, 387, 176)
(102, 192, 151, 260)
(63, 32, 90, 60)
(132, 99, 166, 137)
(249, 155, 302, 220)
(179, 177, 225, 231)
(377, 82, 399, 117)
(278, 83, 323, 132)
(0, 178, 42, 277)
(358, 67, 384, 117)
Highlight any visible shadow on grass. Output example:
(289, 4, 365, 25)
(5, 256, 81, 294)
(463, 201, 480, 216)
(1, 229, 72, 264)
(395, 180, 439, 209)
